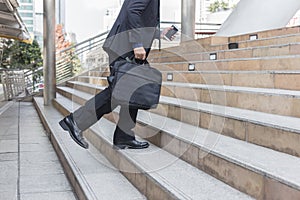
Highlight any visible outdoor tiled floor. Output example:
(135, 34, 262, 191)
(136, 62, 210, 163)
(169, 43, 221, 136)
(0, 101, 76, 200)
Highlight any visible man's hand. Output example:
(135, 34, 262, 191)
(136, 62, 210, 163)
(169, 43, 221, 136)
(134, 47, 146, 60)
(161, 27, 176, 41)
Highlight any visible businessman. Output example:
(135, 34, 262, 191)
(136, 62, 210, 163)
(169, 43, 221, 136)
(59, 0, 174, 149)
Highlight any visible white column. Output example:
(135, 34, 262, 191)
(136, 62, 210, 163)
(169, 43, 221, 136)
(181, 0, 196, 41)
(43, 0, 56, 105)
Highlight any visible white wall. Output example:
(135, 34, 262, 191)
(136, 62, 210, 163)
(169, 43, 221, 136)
(216, 0, 300, 36)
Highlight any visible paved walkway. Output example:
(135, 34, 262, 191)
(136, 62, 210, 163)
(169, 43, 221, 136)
(0, 101, 76, 200)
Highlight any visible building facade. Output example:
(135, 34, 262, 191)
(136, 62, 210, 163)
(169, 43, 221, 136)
(18, 0, 35, 34)
(18, 0, 66, 47)
(56, 0, 66, 26)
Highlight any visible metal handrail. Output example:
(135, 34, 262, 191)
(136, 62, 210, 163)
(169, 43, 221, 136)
(160, 21, 221, 37)
(55, 21, 222, 84)
(56, 30, 109, 84)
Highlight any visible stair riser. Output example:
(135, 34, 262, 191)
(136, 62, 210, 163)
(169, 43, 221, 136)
(85, 72, 300, 91)
(77, 77, 108, 86)
(236, 35, 300, 49)
(56, 88, 88, 106)
(65, 82, 100, 95)
(151, 103, 300, 157)
(153, 57, 300, 71)
(219, 34, 300, 51)
(150, 44, 300, 63)
(88, 71, 110, 77)
(103, 111, 300, 200)
(229, 27, 300, 43)
(161, 85, 300, 118)
(162, 72, 300, 91)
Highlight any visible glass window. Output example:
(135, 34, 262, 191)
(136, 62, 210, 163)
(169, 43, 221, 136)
(20, 5, 33, 10)
(20, 0, 33, 3)
(20, 13, 33, 17)
(27, 27, 34, 32)
(24, 20, 34, 25)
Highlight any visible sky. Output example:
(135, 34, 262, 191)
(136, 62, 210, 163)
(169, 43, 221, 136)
(64, 0, 181, 42)
(65, 0, 119, 42)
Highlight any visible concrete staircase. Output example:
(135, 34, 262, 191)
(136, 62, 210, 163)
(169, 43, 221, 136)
(34, 26, 300, 200)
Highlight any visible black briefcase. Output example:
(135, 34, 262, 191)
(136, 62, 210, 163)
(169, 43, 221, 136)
(111, 58, 162, 110)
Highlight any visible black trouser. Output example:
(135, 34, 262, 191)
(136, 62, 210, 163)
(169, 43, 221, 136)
(72, 59, 138, 142)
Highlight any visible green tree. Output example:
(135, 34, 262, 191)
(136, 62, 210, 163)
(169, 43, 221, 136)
(209, 1, 230, 13)
(2, 39, 43, 69)
(1, 39, 43, 90)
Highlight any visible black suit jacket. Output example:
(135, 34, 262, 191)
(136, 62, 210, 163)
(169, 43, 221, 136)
(103, 0, 160, 64)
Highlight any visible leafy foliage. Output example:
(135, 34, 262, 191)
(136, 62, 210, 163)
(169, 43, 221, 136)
(56, 24, 82, 77)
(1, 39, 43, 70)
(209, 1, 230, 13)
(1, 39, 43, 89)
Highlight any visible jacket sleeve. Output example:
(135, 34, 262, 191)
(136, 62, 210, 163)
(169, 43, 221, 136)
(126, 0, 152, 45)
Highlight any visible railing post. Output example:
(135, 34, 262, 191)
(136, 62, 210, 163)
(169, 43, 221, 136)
(43, 0, 56, 105)
(181, 0, 196, 42)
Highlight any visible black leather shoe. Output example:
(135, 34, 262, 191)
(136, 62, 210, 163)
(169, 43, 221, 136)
(59, 114, 89, 149)
(114, 139, 149, 149)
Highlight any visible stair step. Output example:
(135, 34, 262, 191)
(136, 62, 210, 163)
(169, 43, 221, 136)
(217, 33, 300, 51)
(153, 55, 300, 71)
(77, 76, 108, 86)
(229, 30, 300, 45)
(55, 92, 300, 199)
(78, 70, 300, 91)
(157, 95, 300, 157)
(149, 42, 300, 63)
(53, 94, 253, 200)
(73, 75, 300, 117)
(158, 32, 300, 56)
(57, 83, 300, 157)
(161, 82, 300, 117)
(160, 70, 300, 91)
(134, 110, 300, 199)
(33, 97, 146, 200)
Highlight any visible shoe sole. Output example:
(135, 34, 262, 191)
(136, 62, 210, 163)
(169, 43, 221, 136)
(59, 120, 89, 149)
(113, 143, 149, 150)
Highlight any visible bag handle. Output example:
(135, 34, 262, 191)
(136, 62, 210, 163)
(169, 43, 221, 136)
(125, 57, 148, 65)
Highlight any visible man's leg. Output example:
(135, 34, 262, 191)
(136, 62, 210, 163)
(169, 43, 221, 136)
(73, 87, 113, 131)
(60, 86, 114, 149)
(113, 106, 149, 149)
(113, 106, 138, 142)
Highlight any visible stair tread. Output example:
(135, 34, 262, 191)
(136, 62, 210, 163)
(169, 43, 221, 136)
(151, 42, 300, 58)
(68, 81, 106, 89)
(152, 54, 300, 65)
(60, 83, 300, 133)
(78, 76, 107, 79)
(163, 82, 300, 97)
(54, 94, 253, 200)
(72, 78, 300, 97)
(160, 70, 300, 74)
(56, 88, 300, 190)
(34, 97, 146, 200)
